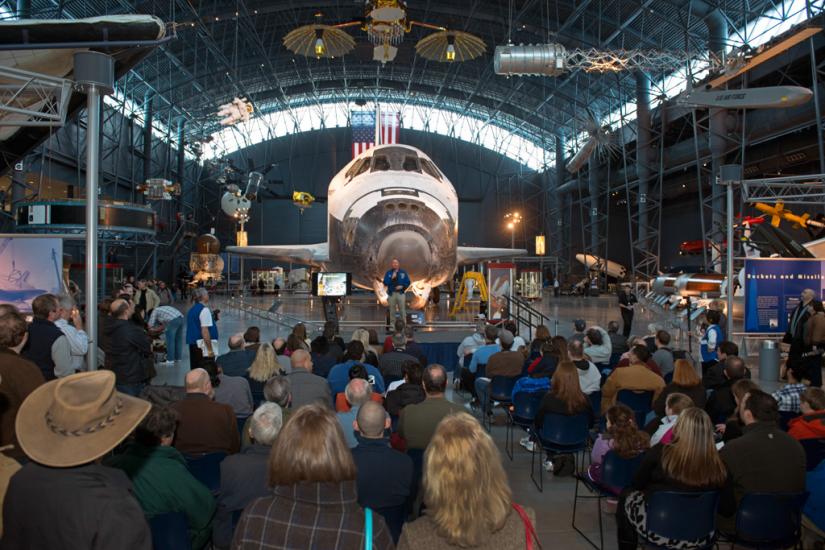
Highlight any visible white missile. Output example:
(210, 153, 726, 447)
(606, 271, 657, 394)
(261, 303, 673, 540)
(575, 253, 627, 279)
(681, 86, 812, 109)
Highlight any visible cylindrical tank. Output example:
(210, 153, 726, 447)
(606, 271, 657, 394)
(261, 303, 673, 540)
(652, 275, 679, 295)
(759, 340, 780, 382)
(674, 273, 726, 298)
(493, 44, 567, 76)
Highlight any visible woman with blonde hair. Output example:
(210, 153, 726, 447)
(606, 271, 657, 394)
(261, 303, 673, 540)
(616, 407, 730, 549)
(233, 404, 394, 549)
(398, 412, 539, 549)
(652, 358, 706, 416)
(246, 342, 283, 398)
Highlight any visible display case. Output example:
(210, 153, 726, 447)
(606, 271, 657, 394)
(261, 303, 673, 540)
(250, 268, 285, 293)
(519, 269, 542, 299)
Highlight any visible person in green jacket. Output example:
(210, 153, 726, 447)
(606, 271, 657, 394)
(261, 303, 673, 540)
(107, 405, 216, 549)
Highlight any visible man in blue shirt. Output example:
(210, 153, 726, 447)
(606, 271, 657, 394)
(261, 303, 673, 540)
(186, 288, 218, 369)
(383, 259, 410, 323)
(467, 325, 501, 376)
(327, 341, 386, 396)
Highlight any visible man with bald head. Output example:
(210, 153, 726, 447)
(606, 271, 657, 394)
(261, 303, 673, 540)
(170, 368, 240, 454)
(287, 349, 332, 409)
(351, 401, 413, 542)
(103, 298, 153, 396)
(398, 364, 463, 450)
(216, 332, 255, 377)
(337, 379, 372, 448)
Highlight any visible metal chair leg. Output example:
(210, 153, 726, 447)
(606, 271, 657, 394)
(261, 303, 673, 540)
(530, 440, 543, 492)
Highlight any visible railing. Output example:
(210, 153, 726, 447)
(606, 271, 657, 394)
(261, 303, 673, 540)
(504, 295, 557, 340)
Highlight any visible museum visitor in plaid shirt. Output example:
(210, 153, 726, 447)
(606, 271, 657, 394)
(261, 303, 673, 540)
(772, 362, 809, 413)
(232, 403, 393, 549)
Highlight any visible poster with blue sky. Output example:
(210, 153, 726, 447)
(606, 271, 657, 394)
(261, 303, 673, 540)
(744, 258, 825, 333)
(0, 237, 64, 312)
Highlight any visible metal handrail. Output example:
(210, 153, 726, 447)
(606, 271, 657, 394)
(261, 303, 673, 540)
(504, 295, 557, 339)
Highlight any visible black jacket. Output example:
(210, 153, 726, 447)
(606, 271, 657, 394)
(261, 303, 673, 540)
(1, 462, 151, 550)
(352, 435, 414, 511)
(384, 382, 426, 417)
(705, 378, 740, 423)
(214, 444, 271, 549)
(105, 318, 152, 384)
(535, 392, 592, 429)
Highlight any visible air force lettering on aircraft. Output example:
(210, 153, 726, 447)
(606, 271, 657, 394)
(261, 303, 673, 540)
(226, 144, 526, 309)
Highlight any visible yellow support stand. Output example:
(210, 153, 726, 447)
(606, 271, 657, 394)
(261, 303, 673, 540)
(451, 271, 488, 315)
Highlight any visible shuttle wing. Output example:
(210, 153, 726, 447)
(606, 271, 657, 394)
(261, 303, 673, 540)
(225, 243, 329, 266)
(457, 246, 528, 265)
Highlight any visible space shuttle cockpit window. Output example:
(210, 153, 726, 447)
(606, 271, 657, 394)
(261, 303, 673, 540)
(402, 156, 421, 172)
(371, 155, 391, 172)
(345, 158, 367, 180)
(420, 159, 443, 181)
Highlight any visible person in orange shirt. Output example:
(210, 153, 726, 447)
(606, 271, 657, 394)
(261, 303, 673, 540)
(788, 387, 825, 441)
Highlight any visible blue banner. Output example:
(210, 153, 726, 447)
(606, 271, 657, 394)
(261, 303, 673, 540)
(744, 258, 825, 332)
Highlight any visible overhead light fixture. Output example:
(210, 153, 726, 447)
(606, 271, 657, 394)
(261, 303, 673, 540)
(314, 36, 326, 57)
(446, 43, 456, 61)
(535, 235, 546, 256)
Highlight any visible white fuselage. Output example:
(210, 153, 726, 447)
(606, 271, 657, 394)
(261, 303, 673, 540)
(326, 144, 459, 307)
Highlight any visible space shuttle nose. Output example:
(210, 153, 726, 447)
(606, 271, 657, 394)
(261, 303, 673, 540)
(377, 230, 432, 280)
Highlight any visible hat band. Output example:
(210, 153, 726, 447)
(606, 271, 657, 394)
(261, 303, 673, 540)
(45, 398, 124, 437)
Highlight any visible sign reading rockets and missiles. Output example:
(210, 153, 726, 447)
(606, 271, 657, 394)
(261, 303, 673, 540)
(744, 258, 825, 333)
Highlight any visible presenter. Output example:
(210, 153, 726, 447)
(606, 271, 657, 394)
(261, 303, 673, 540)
(383, 258, 410, 323)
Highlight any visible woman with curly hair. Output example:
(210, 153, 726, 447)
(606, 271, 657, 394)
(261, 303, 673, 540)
(588, 403, 650, 484)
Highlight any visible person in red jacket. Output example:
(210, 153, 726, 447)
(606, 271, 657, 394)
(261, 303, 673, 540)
(788, 387, 825, 441)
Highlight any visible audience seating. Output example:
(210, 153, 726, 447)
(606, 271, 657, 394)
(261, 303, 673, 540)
(185, 452, 228, 493)
(407, 448, 425, 517)
(482, 375, 519, 431)
(800, 438, 825, 471)
(663, 372, 673, 384)
(608, 353, 621, 369)
(587, 390, 602, 428)
(572, 451, 646, 549)
(231, 509, 243, 535)
(504, 391, 543, 460)
(642, 491, 720, 549)
(530, 412, 591, 492)
(148, 511, 189, 550)
(616, 389, 654, 429)
(726, 492, 809, 549)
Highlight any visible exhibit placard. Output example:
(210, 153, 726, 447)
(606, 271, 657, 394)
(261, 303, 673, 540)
(0, 235, 65, 312)
(744, 258, 825, 333)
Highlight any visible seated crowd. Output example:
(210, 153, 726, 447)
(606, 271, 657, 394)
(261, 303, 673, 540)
(2, 295, 825, 549)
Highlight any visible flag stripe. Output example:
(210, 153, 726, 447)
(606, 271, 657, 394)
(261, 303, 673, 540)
(352, 111, 399, 158)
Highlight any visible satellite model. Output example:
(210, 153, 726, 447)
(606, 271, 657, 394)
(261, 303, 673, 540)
(217, 97, 253, 127)
(283, 2, 485, 65)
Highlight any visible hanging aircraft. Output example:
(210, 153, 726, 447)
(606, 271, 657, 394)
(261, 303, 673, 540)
(226, 144, 526, 309)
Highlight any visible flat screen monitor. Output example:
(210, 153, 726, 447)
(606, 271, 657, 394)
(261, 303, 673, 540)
(312, 272, 351, 297)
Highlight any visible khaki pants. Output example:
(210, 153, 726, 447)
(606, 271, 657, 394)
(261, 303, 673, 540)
(388, 292, 406, 321)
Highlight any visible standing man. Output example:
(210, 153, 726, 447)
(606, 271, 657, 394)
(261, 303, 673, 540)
(148, 304, 185, 364)
(617, 283, 636, 338)
(54, 295, 89, 373)
(383, 259, 410, 324)
(105, 299, 153, 397)
(186, 288, 218, 369)
(785, 288, 816, 362)
(134, 280, 160, 321)
(22, 294, 73, 380)
(155, 281, 173, 306)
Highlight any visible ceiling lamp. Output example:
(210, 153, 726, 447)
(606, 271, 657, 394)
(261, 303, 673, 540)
(415, 30, 486, 63)
(284, 2, 485, 65)
(283, 15, 356, 59)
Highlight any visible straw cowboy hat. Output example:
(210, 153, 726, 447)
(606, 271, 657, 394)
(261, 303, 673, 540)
(15, 370, 151, 468)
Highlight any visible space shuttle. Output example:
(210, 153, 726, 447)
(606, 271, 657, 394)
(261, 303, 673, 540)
(227, 144, 526, 309)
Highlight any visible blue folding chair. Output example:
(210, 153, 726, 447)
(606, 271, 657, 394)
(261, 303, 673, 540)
(185, 452, 227, 494)
(505, 391, 543, 460)
(231, 509, 244, 536)
(375, 504, 407, 543)
(588, 391, 602, 429)
(530, 412, 590, 492)
(643, 491, 720, 549)
(572, 451, 646, 549)
(779, 411, 800, 431)
(482, 375, 520, 431)
(407, 448, 425, 518)
(663, 371, 673, 384)
(730, 492, 809, 549)
(800, 438, 825, 471)
(616, 389, 654, 429)
(148, 511, 189, 550)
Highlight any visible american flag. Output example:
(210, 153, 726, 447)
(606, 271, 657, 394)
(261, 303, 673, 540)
(351, 110, 400, 158)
